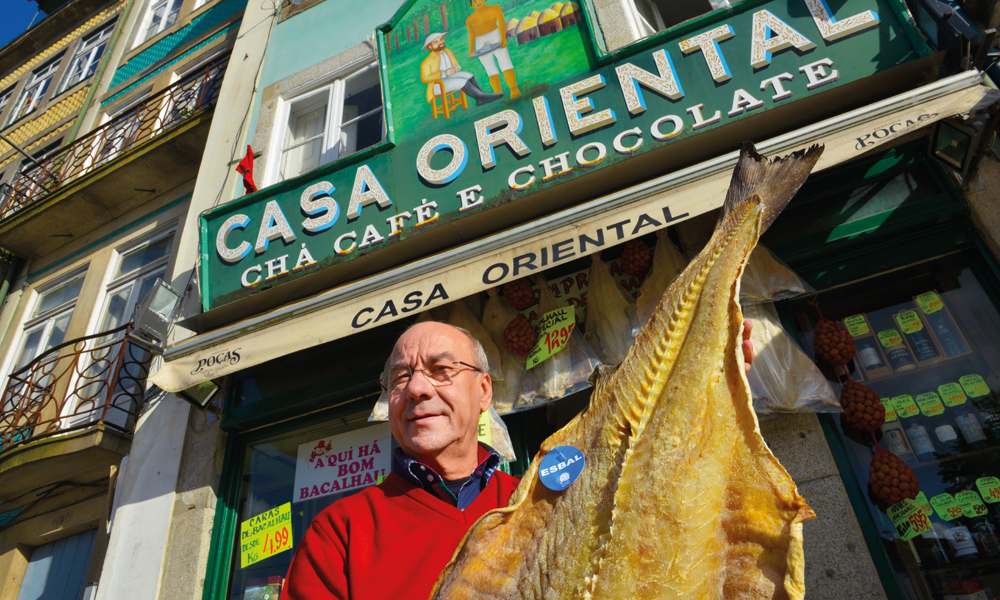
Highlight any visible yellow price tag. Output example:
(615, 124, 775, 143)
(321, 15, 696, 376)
(241, 503, 293, 568)
(960, 374, 990, 398)
(916, 392, 944, 417)
(976, 477, 1000, 504)
(887, 498, 930, 541)
(956, 490, 989, 518)
(844, 315, 869, 337)
(477, 410, 493, 447)
(526, 306, 576, 370)
(916, 291, 944, 314)
(878, 329, 903, 348)
(895, 311, 923, 334)
(915, 491, 933, 517)
(882, 398, 897, 422)
(891, 394, 919, 419)
(930, 493, 964, 521)
(938, 382, 967, 407)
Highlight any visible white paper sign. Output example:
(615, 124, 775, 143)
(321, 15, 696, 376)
(293, 423, 391, 503)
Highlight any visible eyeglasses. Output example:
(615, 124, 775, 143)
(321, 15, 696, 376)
(380, 361, 482, 392)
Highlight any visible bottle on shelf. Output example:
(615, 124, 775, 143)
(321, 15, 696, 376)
(970, 392, 1000, 441)
(880, 331, 917, 372)
(855, 337, 888, 372)
(934, 423, 962, 457)
(954, 408, 987, 451)
(905, 420, 937, 462)
(971, 509, 1000, 558)
(923, 308, 970, 358)
(915, 519, 953, 567)
(904, 324, 942, 363)
(880, 420, 917, 464)
(944, 519, 981, 562)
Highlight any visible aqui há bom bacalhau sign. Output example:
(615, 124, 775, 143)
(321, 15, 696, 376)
(202, 0, 923, 313)
(293, 423, 392, 502)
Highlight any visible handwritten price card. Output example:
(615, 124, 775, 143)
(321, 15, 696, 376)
(956, 490, 988, 518)
(916, 292, 944, 314)
(960, 374, 991, 398)
(891, 394, 920, 419)
(930, 493, 964, 521)
(240, 502, 293, 568)
(976, 477, 1000, 504)
(915, 491, 933, 518)
(878, 329, 903, 348)
(526, 306, 575, 370)
(895, 311, 924, 334)
(844, 315, 869, 337)
(938, 383, 967, 407)
(916, 392, 945, 417)
(887, 499, 931, 541)
(882, 398, 898, 422)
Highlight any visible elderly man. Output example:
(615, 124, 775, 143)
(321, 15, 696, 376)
(420, 32, 503, 107)
(282, 320, 754, 600)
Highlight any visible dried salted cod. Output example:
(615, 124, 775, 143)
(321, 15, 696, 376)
(481, 288, 527, 415)
(448, 298, 503, 383)
(636, 229, 688, 326)
(584, 253, 640, 365)
(429, 142, 822, 600)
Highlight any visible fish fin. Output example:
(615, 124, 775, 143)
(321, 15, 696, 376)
(721, 142, 824, 231)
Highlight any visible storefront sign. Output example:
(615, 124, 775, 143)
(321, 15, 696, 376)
(199, 0, 927, 311)
(886, 498, 930, 541)
(976, 476, 1000, 503)
(240, 503, 292, 568)
(293, 424, 391, 502)
(526, 306, 575, 369)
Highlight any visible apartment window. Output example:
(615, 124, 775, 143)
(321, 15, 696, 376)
(10, 272, 86, 375)
(272, 62, 383, 183)
(94, 94, 151, 167)
(9, 141, 62, 209)
(142, 0, 182, 44)
(9, 55, 62, 123)
(0, 87, 13, 120)
(96, 230, 175, 344)
(630, 0, 732, 36)
(60, 21, 116, 92)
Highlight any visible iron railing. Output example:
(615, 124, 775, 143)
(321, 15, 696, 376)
(0, 56, 228, 220)
(0, 323, 153, 453)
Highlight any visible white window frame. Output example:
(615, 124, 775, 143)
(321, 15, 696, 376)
(138, 0, 183, 47)
(59, 21, 116, 93)
(626, 0, 732, 38)
(264, 59, 384, 186)
(0, 87, 14, 122)
(90, 88, 154, 169)
(8, 55, 63, 125)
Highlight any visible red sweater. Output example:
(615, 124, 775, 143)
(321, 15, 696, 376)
(280, 470, 521, 600)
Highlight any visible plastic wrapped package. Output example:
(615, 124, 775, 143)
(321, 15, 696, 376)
(483, 405, 516, 461)
(636, 230, 688, 325)
(744, 302, 840, 413)
(481, 288, 527, 414)
(518, 275, 601, 409)
(448, 298, 502, 382)
(584, 253, 640, 364)
(740, 244, 814, 304)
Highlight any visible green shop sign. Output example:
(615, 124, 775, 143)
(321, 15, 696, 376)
(200, 0, 927, 311)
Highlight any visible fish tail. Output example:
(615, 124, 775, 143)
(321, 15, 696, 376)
(720, 142, 824, 232)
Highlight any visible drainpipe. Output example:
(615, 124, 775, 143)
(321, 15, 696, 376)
(66, 0, 139, 142)
(0, 254, 24, 351)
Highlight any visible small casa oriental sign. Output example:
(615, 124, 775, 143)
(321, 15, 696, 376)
(201, 0, 928, 312)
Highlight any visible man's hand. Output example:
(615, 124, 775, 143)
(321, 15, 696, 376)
(742, 319, 755, 373)
(446, 66, 459, 76)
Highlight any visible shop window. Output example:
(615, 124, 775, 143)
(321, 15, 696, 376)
(268, 62, 384, 184)
(140, 0, 182, 45)
(59, 21, 116, 93)
(15, 529, 96, 600)
(9, 55, 63, 124)
(628, 0, 734, 37)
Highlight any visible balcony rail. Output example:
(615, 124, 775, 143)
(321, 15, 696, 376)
(0, 323, 153, 454)
(0, 56, 228, 221)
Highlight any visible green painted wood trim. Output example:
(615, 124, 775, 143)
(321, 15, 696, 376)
(376, 24, 396, 146)
(200, 431, 242, 600)
(883, 0, 935, 57)
(200, 212, 211, 314)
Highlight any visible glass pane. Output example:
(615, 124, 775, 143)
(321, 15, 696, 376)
(339, 112, 382, 158)
(46, 313, 71, 351)
(36, 275, 84, 316)
(97, 286, 131, 342)
(117, 234, 173, 277)
(281, 140, 323, 181)
(783, 253, 1000, 598)
(145, 3, 166, 41)
(226, 413, 393, 599)
(343, 67, 381, 120)
(13, 328, 44, 372)
(283, 94, 327, 150)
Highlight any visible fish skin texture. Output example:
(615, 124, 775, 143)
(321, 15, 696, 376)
(429, 142, 823, 600)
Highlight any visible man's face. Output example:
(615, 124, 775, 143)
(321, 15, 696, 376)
(471, 0, 485, 8)
(429, 38, 446, 52)
(386, 322, 492, 468)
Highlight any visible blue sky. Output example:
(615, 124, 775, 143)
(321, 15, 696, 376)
(0, 2, 45, 52)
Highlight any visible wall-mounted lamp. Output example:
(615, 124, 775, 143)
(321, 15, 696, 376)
(128, 278, 181, 352)
(930, 117, 986, 178)
(177, 379, 221, 409)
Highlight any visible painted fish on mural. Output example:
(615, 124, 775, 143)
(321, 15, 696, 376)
(429, 141, 824, 600)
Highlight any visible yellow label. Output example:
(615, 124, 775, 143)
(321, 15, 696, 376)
(844, 315, 869, 337)
(891, 394, 919, 419)
(886, 498, 930, 541)
(955, 490, 989, 518)
(915, 491, 933, 517)
(930, 493, 964, 521)
(878, 329, 903, 348)
(916, 392, 945, 417)
(526, 306, 576, 370)
(916, 291, 944, 314)
(976, 477, 1000, 504)
(477, 410, 493, 447)
(938, 382, 967, 407)
(240, 502, 293, 568)
(882, 398, 897, 422)
(960, 374, 991, 398)
(895, 311, 923, 334)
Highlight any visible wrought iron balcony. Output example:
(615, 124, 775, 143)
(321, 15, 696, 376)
(0, 323, 153, 454)
(0, 56, 228, 221)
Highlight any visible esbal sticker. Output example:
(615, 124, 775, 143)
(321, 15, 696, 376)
(539, 445, 585, 491)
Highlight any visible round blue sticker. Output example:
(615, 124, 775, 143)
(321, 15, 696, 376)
(538, 445, 585, 491)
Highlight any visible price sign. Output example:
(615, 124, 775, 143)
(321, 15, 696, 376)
(915, 291, 944, 314)
(938, 382, 967, 407)
(960, 374, 991, 398)
(895, 311, 924, 334)
(976, 477, 1000, 504)
(878, 329, 903, 348)
(891, 394, 920, 419)
(526, 306, 576, 370)
(915, 491, 933, 517)
(956, 490, 989, 518)
(241, 503, 293, 568)
(477, 410, 492, 446)
(844, 315, 869, 337)
(916, 392, 945, 417)
(887, 499, 931, 541)
(882, 398, 898, 422)
(930, 493, 964, 521)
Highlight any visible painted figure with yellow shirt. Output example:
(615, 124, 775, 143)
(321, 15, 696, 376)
(466, 0, 520, 99)
(420, 32, 504, 107)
